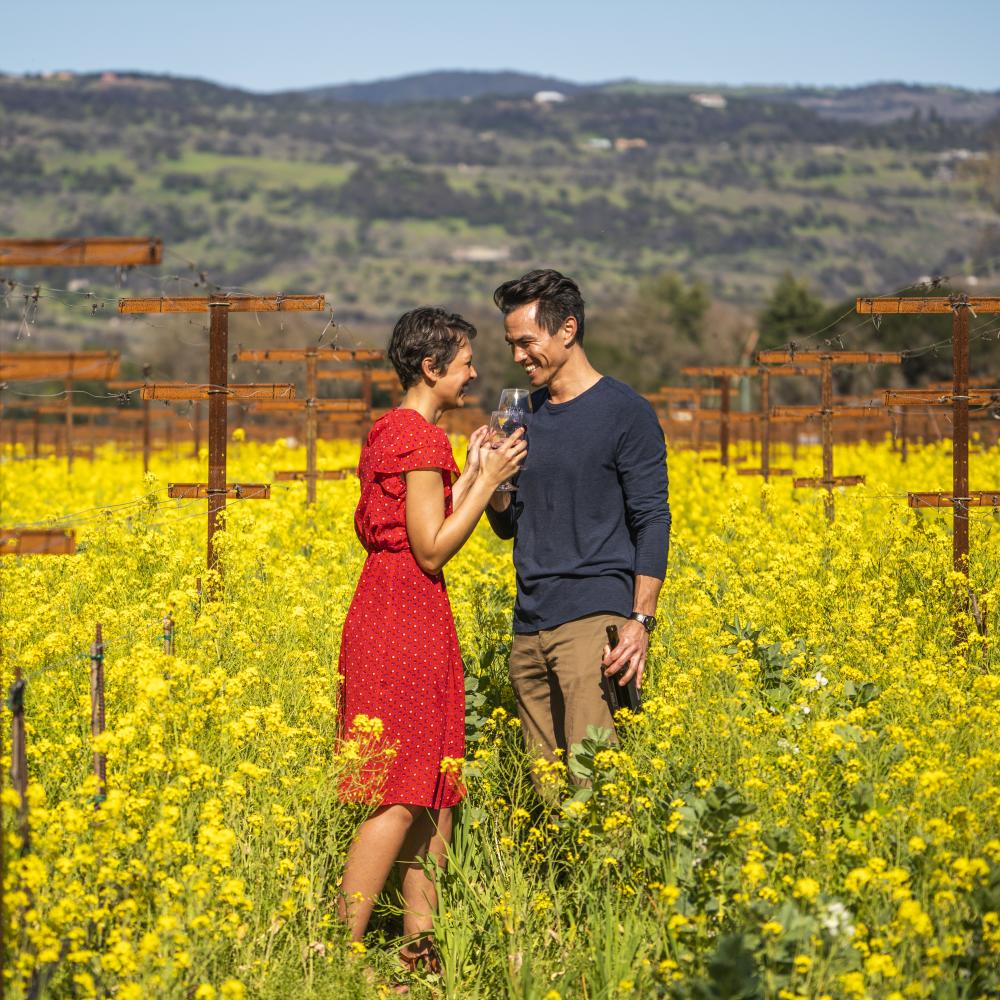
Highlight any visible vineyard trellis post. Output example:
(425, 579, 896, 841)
(858, 295, 1000, 642)
(118, 294, 325, 573)
(0, 238, 161, 471)
(163, 613, 175, 656)
(681, 366, 753, 469)
(0, 352, 120, 471)
(736, 364, 821, 483)
(758, 350, 902, 521)
(108, 364, 155, 471)
(237, 347, 384, 504)
(90, 624, 106, 804)
(8, 667, 29, 849)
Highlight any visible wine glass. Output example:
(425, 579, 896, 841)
(498, 388, 532, 428)
(489, 409, 519, 492)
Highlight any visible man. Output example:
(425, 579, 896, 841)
(485, 269, 670, 782)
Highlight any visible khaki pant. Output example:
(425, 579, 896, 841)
(508, 612, 627, 786)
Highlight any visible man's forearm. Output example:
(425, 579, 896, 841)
(632, 574, 663, 616)
(484, 490, 516, 539)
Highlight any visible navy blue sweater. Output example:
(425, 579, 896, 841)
(485, 376, 670, 633)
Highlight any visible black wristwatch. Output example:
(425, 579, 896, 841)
(629, 612, 657, 633)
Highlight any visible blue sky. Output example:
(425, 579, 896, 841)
(6, 0, 998, 92)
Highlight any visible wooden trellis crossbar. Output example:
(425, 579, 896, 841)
(0, 351, 120, 380)
(771, 405, 885, 420)
(909, 492, 1000, 508)
(757, 350, 903, 364)
(795, 474, 865, 489)
(168, 483, 271, 499)
(0, 237, 162, 268)
(35, 405, 118, 416)
(694, 410, 759, 423)
(119, 294, 324, 314)
(680, 365, 757, 378)
(140, 383, 295, 401)
(251, 399, 366, 413)
(240, 347, 385, 362)
(0, 529, 76, 555)
(883, 389, 1000, 407)
(118, 293, 326, 571)
(856, 297, 1000, 315)
(274, 469, 354, 482)
(317, 367, 397, 382)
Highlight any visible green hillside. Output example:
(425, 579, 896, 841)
(1, 72, 998, 392)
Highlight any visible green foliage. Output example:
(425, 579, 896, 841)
(757, 272, 827, 350)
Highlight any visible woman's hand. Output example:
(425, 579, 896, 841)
(462, 426, 489, 480)
(478, 428, 527, 489)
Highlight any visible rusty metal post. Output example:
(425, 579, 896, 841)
(32, 410, 40, 459)
(306, 351, 318, 506)
(361, 368, 373, 411)
(760, 369, 771, 482)
(142, 363, 152, 474)
(821, 355, 834, 522)
(193, 400, 202, 458)
(90, 624, 106, 802)
(953, 305, 970, 575)
(207, 299, 230, 573)
(163, 613, 175, 655)
(64, 376, 74, 471)
(9, 668, 29, 849)
(719, 376, 731, 469)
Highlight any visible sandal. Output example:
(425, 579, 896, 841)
(398, 936, 441, 976)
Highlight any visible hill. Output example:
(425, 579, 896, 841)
(0, 70, 998, 387)
(300, 69, 591, 103)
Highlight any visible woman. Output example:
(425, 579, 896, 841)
(336, 307, 525, 976)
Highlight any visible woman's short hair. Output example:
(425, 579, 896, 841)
(388, 307, 477, 390)
(493, 269, 585, 344)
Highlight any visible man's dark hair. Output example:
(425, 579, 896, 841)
(493, 269, 586, 344)
(388, 306, 477, 390)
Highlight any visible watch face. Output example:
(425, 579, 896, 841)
(644, 616, 657, 632)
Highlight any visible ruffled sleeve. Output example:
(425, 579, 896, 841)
(369, 412, 460, 480)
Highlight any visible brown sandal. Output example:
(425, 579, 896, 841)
(398, 936, 441, 976)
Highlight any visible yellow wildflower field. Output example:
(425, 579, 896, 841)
(2, 436, 1000, 999)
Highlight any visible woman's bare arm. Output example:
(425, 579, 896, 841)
(406, 431, 525, 575)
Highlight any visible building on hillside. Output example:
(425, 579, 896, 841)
(534, 90, 567, 105)
(583, 136, 612, 151)
(450, 246, 511, 263)
(690, 92, 727, 110)
(615, 137, 648, 152)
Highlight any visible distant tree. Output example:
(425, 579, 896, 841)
(633, 272, 710, 344)
(589, 272, 712, 390)
(757, 273, 826, 350)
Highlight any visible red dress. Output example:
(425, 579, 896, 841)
(338, 408, 466, 808)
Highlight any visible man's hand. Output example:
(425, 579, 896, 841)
(602, 619, 649, 690)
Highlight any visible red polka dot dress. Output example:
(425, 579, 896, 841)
(338, 408, 466, 808)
